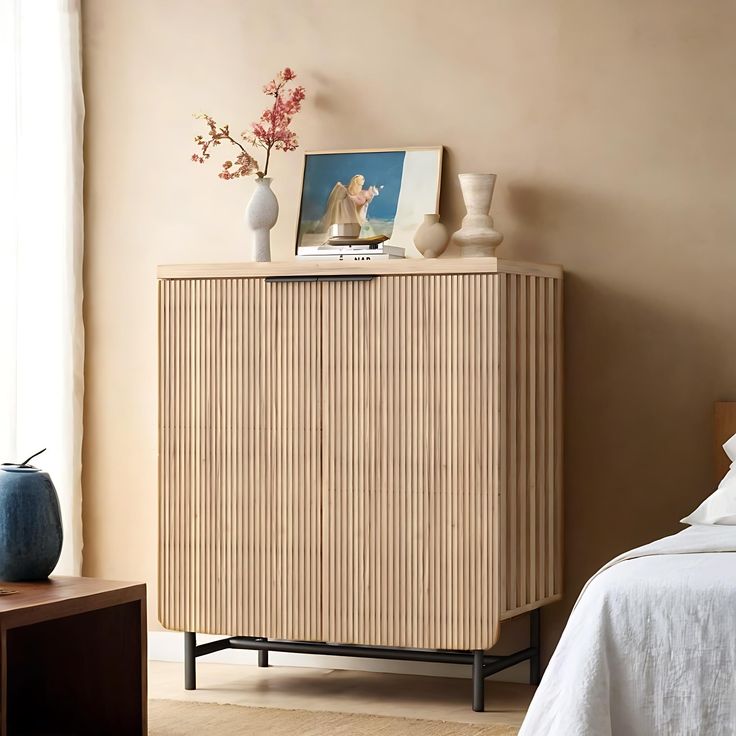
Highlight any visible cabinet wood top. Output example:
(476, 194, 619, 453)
(157, 258, 562, 280)
(0, 576, 146, 628)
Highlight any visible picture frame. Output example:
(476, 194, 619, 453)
(294, 146, 443, 256)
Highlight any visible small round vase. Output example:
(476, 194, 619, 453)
(0, 466, 63, 581)
(452, 173, 504, 257)
(414, 214, 449, 259)
(245, 177, 279, 262)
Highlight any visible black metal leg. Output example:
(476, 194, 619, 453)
(472, 650, 485, 712)
(184, 631, 541, 711)
(185, 631, 197, 690)
(529, 608, 541, 685)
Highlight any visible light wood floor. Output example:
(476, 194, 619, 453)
(149, 661, 534, 727)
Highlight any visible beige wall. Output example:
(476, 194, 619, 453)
(82, 0, 736, 659)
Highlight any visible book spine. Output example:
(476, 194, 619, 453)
(295, 254, 402, 261)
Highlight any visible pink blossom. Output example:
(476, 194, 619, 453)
(191, 68, 305, 179)
(251, 123, 269, 140)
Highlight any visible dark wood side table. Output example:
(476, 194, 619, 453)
(0, 577, 146, 736)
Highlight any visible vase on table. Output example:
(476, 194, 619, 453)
(245, 177, 278, 262)
(0, 457, 63, 581)
(414, 214, 449, 259)
(452, 173, 503, 257)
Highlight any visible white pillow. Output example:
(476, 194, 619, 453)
(681, 431, 736, 525)
(725, 431, 736, 464)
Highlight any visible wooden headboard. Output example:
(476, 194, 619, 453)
(714, 402, 736, 484)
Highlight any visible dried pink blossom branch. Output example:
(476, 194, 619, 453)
(192, 68, 306, 180)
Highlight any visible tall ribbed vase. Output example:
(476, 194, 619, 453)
(452, 173, 504, 257)
(245, 177, 278, 262)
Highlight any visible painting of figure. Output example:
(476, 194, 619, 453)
(296, 148, 442, 253)
(319, 175, 381, 232)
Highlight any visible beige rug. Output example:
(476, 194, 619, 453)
(149, 700, 520, 735)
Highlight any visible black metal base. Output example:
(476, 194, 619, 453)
(184, 608, 541, 711)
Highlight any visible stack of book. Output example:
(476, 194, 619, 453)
(297, 234, 405, 261)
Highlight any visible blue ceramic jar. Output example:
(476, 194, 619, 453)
(0, 465, 63, 581)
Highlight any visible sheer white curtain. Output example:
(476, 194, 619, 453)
(0, 0, 84, 575)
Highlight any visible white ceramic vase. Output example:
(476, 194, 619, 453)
(414, 214, 449, 258)
(245, 177, 278, 262)
(452, 173, 503, 257)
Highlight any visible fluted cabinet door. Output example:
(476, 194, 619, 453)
(159, 278, 322, 640)
(320, 274, 500, 650)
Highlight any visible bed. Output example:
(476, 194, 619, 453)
(520, 403, 736, 736)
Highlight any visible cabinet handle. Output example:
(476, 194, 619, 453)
(265, 276, 319, 283)
(318, 275, 375, 282)
(266, 275, 376, 284)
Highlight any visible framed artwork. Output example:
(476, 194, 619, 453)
(294, 146, 443, 255)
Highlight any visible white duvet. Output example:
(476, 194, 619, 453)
(519, 524, 736, 736)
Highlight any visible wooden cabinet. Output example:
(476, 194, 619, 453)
(159, 259, 562, 652)
(0, 578, 146, 735)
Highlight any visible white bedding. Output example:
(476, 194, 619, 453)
(519, 525, 736, 736)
